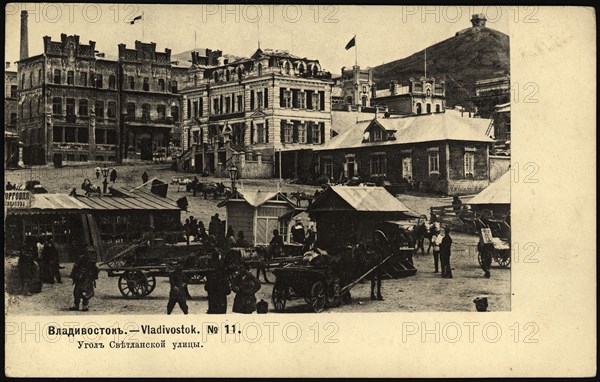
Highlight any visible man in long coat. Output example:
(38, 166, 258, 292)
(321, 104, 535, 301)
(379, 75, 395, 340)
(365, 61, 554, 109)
(205, 253, 231, 314)
(69, 252, 99, 311)
(439, 227, 453, 278)
(231, 265, 261, 314)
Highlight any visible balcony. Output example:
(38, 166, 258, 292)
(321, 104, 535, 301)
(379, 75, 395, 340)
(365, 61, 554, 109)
(126, 116, 176, 126)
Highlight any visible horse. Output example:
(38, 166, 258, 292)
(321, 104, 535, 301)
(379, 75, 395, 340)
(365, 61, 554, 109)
(202, 182, 229, 199)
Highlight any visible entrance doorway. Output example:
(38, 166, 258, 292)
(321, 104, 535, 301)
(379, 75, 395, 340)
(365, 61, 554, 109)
(140, 138, 152, 160)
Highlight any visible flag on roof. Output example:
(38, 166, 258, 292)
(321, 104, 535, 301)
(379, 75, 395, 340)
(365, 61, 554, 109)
(345, 35, 356, 50)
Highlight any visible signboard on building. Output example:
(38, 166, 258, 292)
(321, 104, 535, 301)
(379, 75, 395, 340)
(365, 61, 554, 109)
(5, 191, 32, 209)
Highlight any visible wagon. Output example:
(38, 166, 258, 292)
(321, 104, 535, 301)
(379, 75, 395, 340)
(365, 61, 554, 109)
(477, 226, 511, 268)
(271, 233, 398, 313)
(271, 265, 342, 313)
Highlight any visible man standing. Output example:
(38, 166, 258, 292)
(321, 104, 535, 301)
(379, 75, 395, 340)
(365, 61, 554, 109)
(205, 253, 231, 314)
(46, 239, 62, 283)
(291, 218, 305, 244)
(109, 168, 118, 183)
(439, 227, 453, 278)
(231, 265, 262, 314)
(167, 266, 189, 315)
(69, 252, 99, 311)
(478, 240, 493, 278)
(142, 171, 149, 185)
(431, 228, 442, 273)
(95, 166, 101, 179)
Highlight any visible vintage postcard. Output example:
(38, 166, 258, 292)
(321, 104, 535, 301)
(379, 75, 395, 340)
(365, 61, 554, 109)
(3, 4, 596, 377)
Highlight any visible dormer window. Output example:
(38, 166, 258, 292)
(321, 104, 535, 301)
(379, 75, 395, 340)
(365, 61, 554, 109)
(373, 129, 383, 141)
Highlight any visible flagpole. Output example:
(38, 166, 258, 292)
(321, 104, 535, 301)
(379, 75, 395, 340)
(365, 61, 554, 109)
(354, 35, 358, 67)
(142, 11, 145, 41)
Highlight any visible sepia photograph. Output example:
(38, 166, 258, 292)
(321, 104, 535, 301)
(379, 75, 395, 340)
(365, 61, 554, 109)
(3, 3, 596, 378)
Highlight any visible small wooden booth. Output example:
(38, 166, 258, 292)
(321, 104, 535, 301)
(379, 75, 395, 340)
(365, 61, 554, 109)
(218, 190, 299, 246)
(4, 187, 184, 262)
(468, 171, 511, 217)
(307, 186, 418, 251)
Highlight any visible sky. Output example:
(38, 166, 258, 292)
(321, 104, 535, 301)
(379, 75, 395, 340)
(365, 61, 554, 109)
(5, 4, 510, 73)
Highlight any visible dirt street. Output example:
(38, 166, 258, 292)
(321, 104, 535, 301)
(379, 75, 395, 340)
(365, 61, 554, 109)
(5, 164, 510, 314)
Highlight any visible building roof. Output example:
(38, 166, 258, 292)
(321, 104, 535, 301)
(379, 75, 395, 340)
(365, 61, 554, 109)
(469, 171, 510, 205)
(218, 190, 296, 208)
(7, 187, 182, 214)
(308, 186, 411, 213)
(331, 110, 376, 135)
(317, 109, 493, 151)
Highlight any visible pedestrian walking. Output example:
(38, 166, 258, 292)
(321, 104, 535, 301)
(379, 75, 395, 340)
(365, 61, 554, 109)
(167, 266, 189, 314)
(477, 240, 493, 278)
(45, 239, 62, 283)
(141, 171, 149, 184)
(431, 228, 442, 273)
(95, 167, 101, 179)
(69, 251, 99, 311)
(109, 168, 118, 183)
(439, 227, 453, 278)
(291, 218, 305, 244)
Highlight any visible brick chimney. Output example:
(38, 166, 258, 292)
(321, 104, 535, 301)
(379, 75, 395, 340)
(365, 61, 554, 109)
(20, 11, 29, 61)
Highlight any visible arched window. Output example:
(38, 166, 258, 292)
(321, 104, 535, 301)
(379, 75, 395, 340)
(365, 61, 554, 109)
(298, 62, 305, 75)
(283, 61, 291, 75)
(214, 71, 219, 82)
(312, 65, 318, 77)
(143, 77, 149, 91)
(426, 89, 431, 97)
(258, 63, 263, 75)
(225, 69, 231, 81)
(158, 79, 165, 92)
(193, 74, 198, 87)
(237, 67, 243, 80)
(426, 104, 431, 114)
(141, 103, 151, 119)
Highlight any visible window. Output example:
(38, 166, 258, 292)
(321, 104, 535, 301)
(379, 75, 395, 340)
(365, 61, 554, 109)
(64, 127, 76, 142)
(53, 126, 63, 142)
(29, 72, 34, 87)
(107, 102, 117, 118)
(95, 129, 106, 144)
(426, 89, 431, 97)
(142, 103, 151, 119)
(464, 151, 475, 177)
(158, 79, 165, 92)
(53, 69, 61, 84)
(143, 77, 150, 91)
(10, 85, 17, 98)
(298, 123, 307, 143)
(79, 154, 88, 162)
(192, 100, 199, 118)
(311, 92, 320, 110)
(402, 156, 412, 180)
(171, 81, 178, 93)
(108, 75, 116, 89)
(95, 74, 103, 88)
(157, 105, 166, 119)
(323, 157, 333, 177)
(283, 90, 291, 108)
(66, 98, 76, 116)
(256, 91, 263, 109)
(52, 97, 62, 115)
(284, 123, 294, 143)
(256, 123, 266, 143)
(426, 103, 431, 114)
(21, 74, 25, 89)
(10, 113, 17, 125)
(78, 99, 88, 116)
(80, 72, 87, 86)
(428, 151, 439, 174)
(78, 127, 89, 143)
(312, 123, 322, 144)
(107, 129, 117, 144)
(298, 92, 306, 109)
(372, 128, 383, 142)
(38, 69, 42, 84)
(67, 71, 74, 85)
(237, 95, 243, 112)
(95, 101, 104, 120)
(225, 97, 231, 113)
(213, 98, 220, 114)
(171, 106, 179, 121)
(126, 102, 136, 120)
(128, 76, 135, 90)
(369, 155, 386, 175)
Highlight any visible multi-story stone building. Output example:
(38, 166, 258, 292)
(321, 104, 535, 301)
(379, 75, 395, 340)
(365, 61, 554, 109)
(332, 65, 374, 110)
(373, 77, 446, 115)
(179, 48, 334, 179)
(118, 41, 187, 162)
(4, 63, 20, 168)
(472, 75, 510, 119)
(16, 12, 185, 165)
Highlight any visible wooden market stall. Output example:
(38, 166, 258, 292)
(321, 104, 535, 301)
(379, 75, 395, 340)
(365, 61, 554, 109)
(4, 186, 184, 262)
(218, 190, 299, 246)
(306, 185, 419, 251)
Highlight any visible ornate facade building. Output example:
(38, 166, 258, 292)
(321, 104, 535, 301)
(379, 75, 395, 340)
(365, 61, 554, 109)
(373, 77, 446, 115)
(16, 30, 185, 165)
(179, 48, 334, 179)
(4, 63, 20, 168)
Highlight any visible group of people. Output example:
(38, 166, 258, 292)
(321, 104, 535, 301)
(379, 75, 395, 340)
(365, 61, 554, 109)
(94, 166, 119, 183)
(290, 218, 317, 252)
(167, 241, 263, 315)
(415, 221, 454, 279)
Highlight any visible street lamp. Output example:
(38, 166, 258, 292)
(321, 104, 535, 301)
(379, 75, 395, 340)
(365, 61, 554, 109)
(101, 165, 110, 194)
(228, 164, 238, 193)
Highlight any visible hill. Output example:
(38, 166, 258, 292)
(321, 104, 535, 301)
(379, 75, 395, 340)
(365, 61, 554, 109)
(372, 26, 510, 108)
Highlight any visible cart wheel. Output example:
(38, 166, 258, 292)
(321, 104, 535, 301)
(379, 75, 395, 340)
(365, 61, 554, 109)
(495, 249, 511, 268)
(272, 282, 287, 312)
(118, 271, 149, 299)
(309, 281, 326, 313)
(477, 249, 483, 267)
(146, 275, 156, 295)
